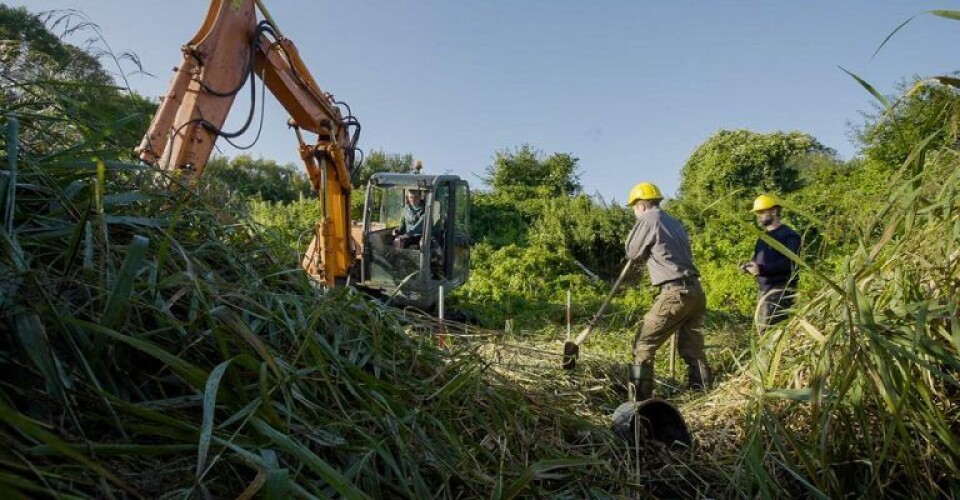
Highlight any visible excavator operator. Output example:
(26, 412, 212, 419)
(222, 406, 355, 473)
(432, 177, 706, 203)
(392, 190, 426, 248)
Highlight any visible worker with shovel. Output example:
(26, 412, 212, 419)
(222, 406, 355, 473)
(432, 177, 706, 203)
(624, 182, 711, 400)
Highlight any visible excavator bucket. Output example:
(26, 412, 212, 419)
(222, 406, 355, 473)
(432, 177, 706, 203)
(611, 399, 691, 446)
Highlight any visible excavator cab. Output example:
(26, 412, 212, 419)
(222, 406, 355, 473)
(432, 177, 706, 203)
(359, 173, 470, 311)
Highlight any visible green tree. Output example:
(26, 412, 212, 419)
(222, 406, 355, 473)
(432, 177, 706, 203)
(678, 130, 833, 204)
(470, 145, 584, 251)
(351, 149, 415, 188)
(0, 6, 112, 85)
(483, 144, 582, 200)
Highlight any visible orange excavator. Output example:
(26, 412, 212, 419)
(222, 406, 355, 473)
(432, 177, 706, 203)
(137, 0, 470, 311)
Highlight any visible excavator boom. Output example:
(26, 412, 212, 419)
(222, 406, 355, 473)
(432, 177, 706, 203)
(136, 0, 359, 286)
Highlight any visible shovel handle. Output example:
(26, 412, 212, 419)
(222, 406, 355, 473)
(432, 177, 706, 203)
(572, 258, 636, 346)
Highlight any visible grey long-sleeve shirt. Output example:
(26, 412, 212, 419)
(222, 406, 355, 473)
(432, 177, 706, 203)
(624, 207, 700, 286)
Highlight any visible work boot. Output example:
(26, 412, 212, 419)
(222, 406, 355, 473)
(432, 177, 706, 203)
(629, 362, 655, 401)
(685, 358, 713, 392)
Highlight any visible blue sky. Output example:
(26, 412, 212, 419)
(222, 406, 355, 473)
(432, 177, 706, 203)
(9, 1, 960, 201)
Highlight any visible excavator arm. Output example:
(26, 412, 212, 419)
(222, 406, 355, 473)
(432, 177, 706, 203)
(136, 0, 359, 286)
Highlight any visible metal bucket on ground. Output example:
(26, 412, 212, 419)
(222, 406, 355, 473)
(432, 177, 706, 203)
(611, 399, 691, 446)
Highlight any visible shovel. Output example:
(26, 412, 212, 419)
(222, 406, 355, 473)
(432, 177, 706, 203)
(562, 258, 635, 370)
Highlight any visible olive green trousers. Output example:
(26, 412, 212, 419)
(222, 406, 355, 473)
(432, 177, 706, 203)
(632, 281, 707, 365)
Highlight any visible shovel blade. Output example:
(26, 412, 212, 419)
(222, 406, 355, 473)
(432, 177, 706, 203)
(562, 341, 579, 370)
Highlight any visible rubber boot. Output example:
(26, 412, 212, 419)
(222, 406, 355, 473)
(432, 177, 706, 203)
(685, 358, 712, 392)
(629, 362, 655, 401)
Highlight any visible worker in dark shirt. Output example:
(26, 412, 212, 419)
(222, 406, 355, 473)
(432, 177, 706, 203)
(741, 194, 802, 334)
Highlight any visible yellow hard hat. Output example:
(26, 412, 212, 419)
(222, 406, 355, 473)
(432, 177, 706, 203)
(626, 182, 663, 205)
(752, 194, 781, 212)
